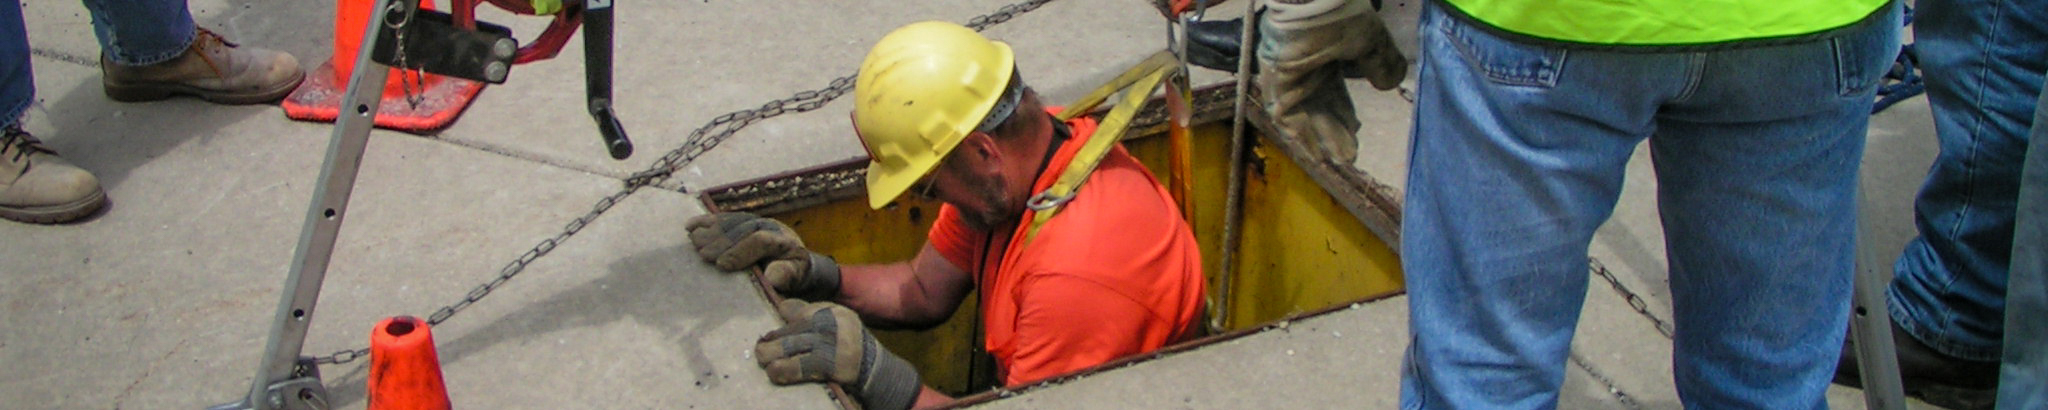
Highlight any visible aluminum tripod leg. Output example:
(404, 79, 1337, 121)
(1853, 184, 1908, 410)
(209, 1, 409, 408)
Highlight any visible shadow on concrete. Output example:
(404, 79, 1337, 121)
(30, 0, 326, 193)
(36, 76, 258, 193)
(319, 243, 772, 407)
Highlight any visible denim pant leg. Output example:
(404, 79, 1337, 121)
(1400, 3, 1679, 409)
(1650, 3, 1898, 407)
(1888, 0, 2048, 362)
(81, 0, 195, 65)
(1998, 79, 2048, 409)
(1401, 2, 1896, 408)
(2, 0, 31, 129)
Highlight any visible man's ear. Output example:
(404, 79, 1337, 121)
(961, 131, 1003, 166)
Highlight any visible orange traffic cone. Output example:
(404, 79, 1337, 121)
(282, 0, 485, 133)
(367, 316, 452, 410)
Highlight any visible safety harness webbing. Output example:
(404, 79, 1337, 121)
(1022, 50, 1180, 243)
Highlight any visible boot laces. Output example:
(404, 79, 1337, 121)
(2, 127, 53, 164)
(190, 28, 240, 78)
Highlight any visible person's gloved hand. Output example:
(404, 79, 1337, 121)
(1258, 0, 1408, 166)
(1262, 0, 1406, 91)
(756, 300, 922, 410)
(685, 212, 841, 301)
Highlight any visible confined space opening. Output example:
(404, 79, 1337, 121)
(694, 113, 1408, 400)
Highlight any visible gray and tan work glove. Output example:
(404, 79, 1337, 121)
(1259, 0, 1407, 166)
(685, 212, 842, 301)
(757, 300, 922, 410)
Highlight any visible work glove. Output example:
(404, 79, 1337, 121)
(684, 212, 842, 301)
(1259, 0, 1407, 166)
(757, 300, 922, 410)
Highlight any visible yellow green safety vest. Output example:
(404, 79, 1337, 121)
(1442, 0, 1890, 46)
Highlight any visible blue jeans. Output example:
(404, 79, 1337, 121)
(1886, 0, 2048, 363)
(1, 0, 195, 129)
(2000, 80, 2047, 410)
(1398, 1, 1899, 409)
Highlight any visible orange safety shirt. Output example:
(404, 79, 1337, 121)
(928, 110, 1206, 387)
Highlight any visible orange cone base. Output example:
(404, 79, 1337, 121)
(281, 61, 485, 134)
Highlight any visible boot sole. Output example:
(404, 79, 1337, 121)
(0, 188, 108, 224)
(103, 70, 307, 105)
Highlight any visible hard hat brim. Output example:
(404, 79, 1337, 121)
(862, 41, 1015, 209)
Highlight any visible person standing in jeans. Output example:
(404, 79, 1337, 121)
(1398, 0, 1899, 408)
(1861, 0, 2045, 407)
(1, 0, 303, 224)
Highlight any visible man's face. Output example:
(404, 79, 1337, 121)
(915, 136, 1021, 231)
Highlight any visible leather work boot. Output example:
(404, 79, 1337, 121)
(0, 127, 107, 224)
(101, 28, 305, 104)
(1834, 321, 1999, 410)
(1184, 18, 1247, 73)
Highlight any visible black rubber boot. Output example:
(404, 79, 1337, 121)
(1834, 321, 1999, 410)
(1185, 18, 1247, 73)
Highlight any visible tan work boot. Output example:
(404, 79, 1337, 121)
(0, 127, 107, 224)
(102, 28, 305, 104)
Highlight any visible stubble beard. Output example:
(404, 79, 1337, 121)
(957, 174, 1021, 233)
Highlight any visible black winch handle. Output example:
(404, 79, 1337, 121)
(584, 0, 632, 160)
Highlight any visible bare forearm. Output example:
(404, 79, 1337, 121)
(838, 263, 938, 326)
(834, 244, 973, 329)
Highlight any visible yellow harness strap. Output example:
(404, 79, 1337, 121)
(1023, 50, 1180, 243)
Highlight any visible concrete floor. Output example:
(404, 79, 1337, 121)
(0, 0, 1949, 408)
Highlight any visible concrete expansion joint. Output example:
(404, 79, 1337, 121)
(422, 135, 636, 181)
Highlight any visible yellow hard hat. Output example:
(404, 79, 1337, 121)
(853, 21, 1020, 209)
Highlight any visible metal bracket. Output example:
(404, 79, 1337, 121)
(208, 359, 331, 410)
(370, 6, 518, 84)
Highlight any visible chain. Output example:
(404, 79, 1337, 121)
(1570, 352, 1644, 410)
(625, 0, 1056, 190)
(384, 1, 426, 108)
(1590, 259, 1675, 339)
(623, 75, 856, 189)
(312, 0, 1059, 367)
(965, 0, 1054, 31)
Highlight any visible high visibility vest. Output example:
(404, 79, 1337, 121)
(1442, 0, 1890, 46)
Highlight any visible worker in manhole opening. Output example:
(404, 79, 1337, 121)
(684, 21, 1207, 410)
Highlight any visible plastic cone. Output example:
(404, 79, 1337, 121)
(367, 316, 452, 410)
(282, 0, 485, 133)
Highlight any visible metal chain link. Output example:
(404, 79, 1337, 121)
(1590, 259, 1676, 339)
(313, 0, 1059, 367)
(623, 75, 856, 189)
(1571, 352, 1644, 410)
(965, 0, 1053, 31)
(624, 0, 1056, 190)
(384, 1, 427, 109)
